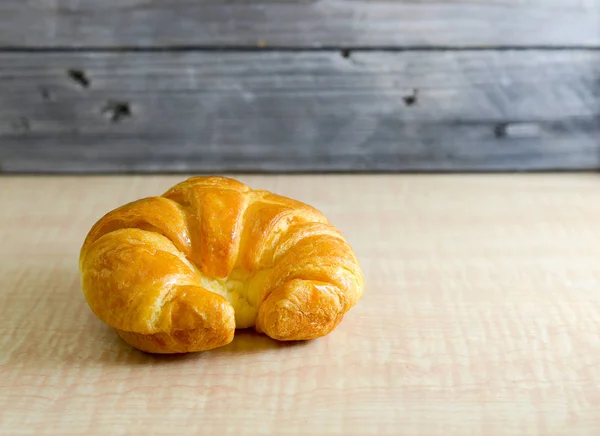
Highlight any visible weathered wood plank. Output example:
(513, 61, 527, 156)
(1, 0, 599, 48)
(0, 50, 599, 173)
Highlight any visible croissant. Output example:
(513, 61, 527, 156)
(79, 176, 364, 353)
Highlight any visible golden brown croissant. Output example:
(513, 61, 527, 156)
(79, 176, 364, 353)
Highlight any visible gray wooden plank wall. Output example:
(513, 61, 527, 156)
(0, 0, 599, 173)
(2, 0, 600, 48)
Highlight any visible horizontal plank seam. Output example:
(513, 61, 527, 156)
(2, 169, 597, 176)
(1, 46, 600, 53)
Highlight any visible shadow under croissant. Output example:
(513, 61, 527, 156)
(213, 329, 311, 354)
(1, 263, 313, 372)
(108, 326, 312, 363)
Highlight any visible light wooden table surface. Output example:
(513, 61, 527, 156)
(1, 174, 600, 436)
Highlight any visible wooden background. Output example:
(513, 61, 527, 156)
(1, 0, 599, 173)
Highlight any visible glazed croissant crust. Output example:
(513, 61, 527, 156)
(79, 176, 364, 353)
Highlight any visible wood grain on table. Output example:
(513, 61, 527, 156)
(1, 175, 600, 435)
